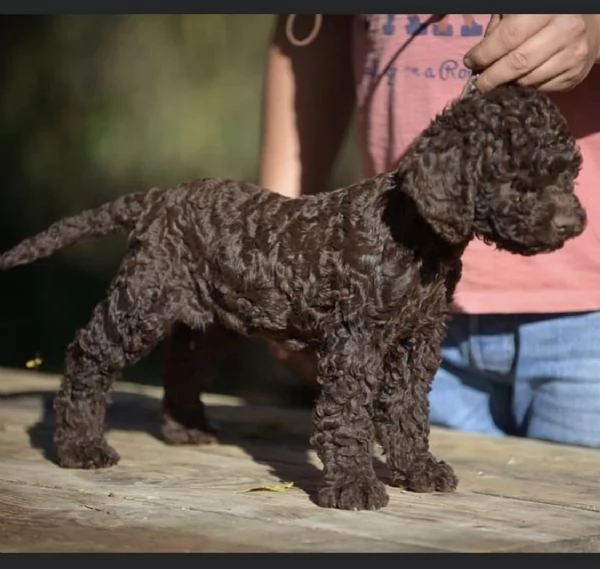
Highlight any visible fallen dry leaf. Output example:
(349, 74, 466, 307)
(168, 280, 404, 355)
(25, 355, 43, 370)
(241, 481, 295, 493)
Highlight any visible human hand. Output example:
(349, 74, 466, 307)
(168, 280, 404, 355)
(464, 14, 600, 92)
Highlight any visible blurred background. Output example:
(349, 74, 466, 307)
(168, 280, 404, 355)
(0, 15, 360, 405)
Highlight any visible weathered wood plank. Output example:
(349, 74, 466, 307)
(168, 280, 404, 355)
(2, 481, 441, 553)
(3, 368, 597, 511)
(1, 368, 600, 552)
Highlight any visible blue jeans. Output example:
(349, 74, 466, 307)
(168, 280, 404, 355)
(429, 311, 600, 448)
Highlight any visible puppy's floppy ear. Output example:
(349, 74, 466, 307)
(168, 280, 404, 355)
(395, 143, 477, 244)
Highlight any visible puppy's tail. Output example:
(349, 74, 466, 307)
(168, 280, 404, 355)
(0, 191, 149, 270)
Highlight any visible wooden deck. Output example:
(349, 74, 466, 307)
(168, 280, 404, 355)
(1, 367, 600, 553)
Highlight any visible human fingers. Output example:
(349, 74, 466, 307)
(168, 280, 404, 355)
(464, 14, 552, 70)
(473, 19, 565, 91)
(516, 46, 590, 90)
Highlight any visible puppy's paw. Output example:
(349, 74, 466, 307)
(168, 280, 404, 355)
(390, 455, 458, 493)
(161, 409, 218, 445)
(317, 476, 389, 510)
(56, 437, 120, 469)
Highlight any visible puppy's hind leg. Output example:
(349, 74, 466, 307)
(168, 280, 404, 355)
(54, 259, 179, 469)
(161, 324, 242, 445)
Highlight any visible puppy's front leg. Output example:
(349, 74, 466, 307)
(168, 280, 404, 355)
(374, 336, 458, 493)
(311, 338, 388, 510)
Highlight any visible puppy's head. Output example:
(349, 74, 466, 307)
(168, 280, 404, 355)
(395, 83, 586, 254)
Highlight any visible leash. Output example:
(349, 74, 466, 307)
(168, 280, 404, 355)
(283, 14, 503, 102)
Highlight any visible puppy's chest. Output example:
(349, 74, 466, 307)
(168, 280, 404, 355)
(375, 255, 459, 322)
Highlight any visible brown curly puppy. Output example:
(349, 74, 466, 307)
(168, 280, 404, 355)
(0, 84, 586, 510)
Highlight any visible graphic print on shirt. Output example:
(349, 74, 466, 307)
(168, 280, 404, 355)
(363, 15, 485, 87)
(405, 14, 483, 37)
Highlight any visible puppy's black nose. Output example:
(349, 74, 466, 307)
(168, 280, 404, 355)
(553, 209, 586, 235)
(553, 214, 574, 229)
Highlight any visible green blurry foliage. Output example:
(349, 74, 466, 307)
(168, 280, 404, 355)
(0, 15, 360, 394)
(2, 15, 275, 221)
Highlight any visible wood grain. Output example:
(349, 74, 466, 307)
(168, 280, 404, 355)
(1, 368, 599, 552)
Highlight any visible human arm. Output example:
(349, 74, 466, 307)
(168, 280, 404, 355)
(258, 15, 355, 197)
(464, 14, 600, 92)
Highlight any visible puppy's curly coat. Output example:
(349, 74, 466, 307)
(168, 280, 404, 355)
(0, 84, 586, 510)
